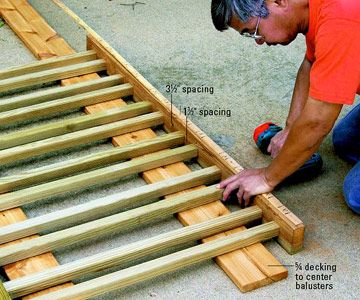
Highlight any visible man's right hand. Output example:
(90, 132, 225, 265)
(267, 127, 290, 158)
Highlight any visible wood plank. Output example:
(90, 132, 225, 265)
(0, 75, 122, 113)
(0, 101, 151, 149)
(4, 207, 262, 298)
(0, 1, 84, 298)
(0, 167, 220, 243)
(0, 83, 132, 126)
(43, 1, 291, 290)
(0, 59, 107, 93)
(0, 132, 184, 193)
(9, 0, 74, 57)
(83, 37, 288, 292)
(0, 9, 57, 59)
(0, 50, 97, 80)
(0, 111, 164, 165)
(144, 167, 287, 291)
(0, 185, 222, 266)
(30, 222, 280, 300)
(0, 0, 16, 11)
(0, 0, 74, 59)
(86, 34, 304, 254)
(0, 145, 197, 211)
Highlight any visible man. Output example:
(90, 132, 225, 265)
(211, 0, 360, 214)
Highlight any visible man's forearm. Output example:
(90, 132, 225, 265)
(266, 98, 342, 186)
(286, 56, 312, 127)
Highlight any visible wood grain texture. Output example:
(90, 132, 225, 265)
(0, 145, 197, 211)
(86, 33, 304, 254)
(41, 1, 287, 290)
(83, 34, 288, 292)
(0, 185, 222, 266)
(0, 167, 220, 244)
(5, 207, 262, 298)
(0, 132, 184, 193)
(0, 111, 164, 165)
(0, 0, 73, 59)
(0, 50, 97, 80)
(0, 59, 107, 93)
(0, 75, 122, 113)
(0, 1, 118, 298)
(0, 83, 132, 126)
(31, 222, 280, 300)
(0, 101, 150, 149)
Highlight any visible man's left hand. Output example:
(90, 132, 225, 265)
(218, 168, 274, 207)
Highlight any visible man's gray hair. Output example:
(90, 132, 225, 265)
(211, 0, 269, 31)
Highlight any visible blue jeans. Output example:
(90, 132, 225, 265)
(333, 103, 360, 214)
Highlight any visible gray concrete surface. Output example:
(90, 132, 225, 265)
(0, 0, 359, 299)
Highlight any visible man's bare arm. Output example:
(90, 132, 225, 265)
(268, 56, 312, 157)
(266, 97, 343, 186)
(220, 97, 342, 205)
(286, 56, 312, 126)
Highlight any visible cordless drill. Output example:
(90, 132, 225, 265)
(253, 122, 323, 182)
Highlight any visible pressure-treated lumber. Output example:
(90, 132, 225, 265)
(0, 185, 222, 266)
(76, 23, 286, 293)
(0, 59, 107, 93)
(30, 6, 291, 292)
(0, 1, 90, 297)
(0, 111, 164, 165)
(0, 132, 184, 193)
(0, 145, 197, 211)
(84, 36, 289, 291)
(0, 281, 11, 300)
(0, 75, 122, 113)
(86, 32, 304, 254)
(0, 83, 132, 126)
(31, 222, 279, 300)
(4, 207, 262, 298)
(0, 167, 221, 243)
(0, 50, 97, 80)
(0, 101, 151, 149)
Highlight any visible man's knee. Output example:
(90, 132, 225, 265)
(344, 166, 360, 214)
(332, 124, 359, 164)
(332, 124, 345, 152)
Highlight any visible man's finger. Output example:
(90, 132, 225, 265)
(267, 142, 272, 154)
(217, 174, 238, 189)
(222, 181, 240, 201)
(243, 192, 251, 207)
(236, 188, 245, 207)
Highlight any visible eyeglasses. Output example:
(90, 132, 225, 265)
(240, 17, 263, 40)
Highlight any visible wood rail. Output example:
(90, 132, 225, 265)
(0, 111, 164, 165)
(4, 207, 262, 298)
(0, 145, 197, 211)
(0, 167, 221, 243)
(0, 59, 107, 93)
(0, 75, 122, 112)
(32, 222, 280, 300)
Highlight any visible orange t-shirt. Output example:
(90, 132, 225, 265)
(306, 0, 360, 105)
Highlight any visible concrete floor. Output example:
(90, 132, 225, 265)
(0, 0, 359, 299)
